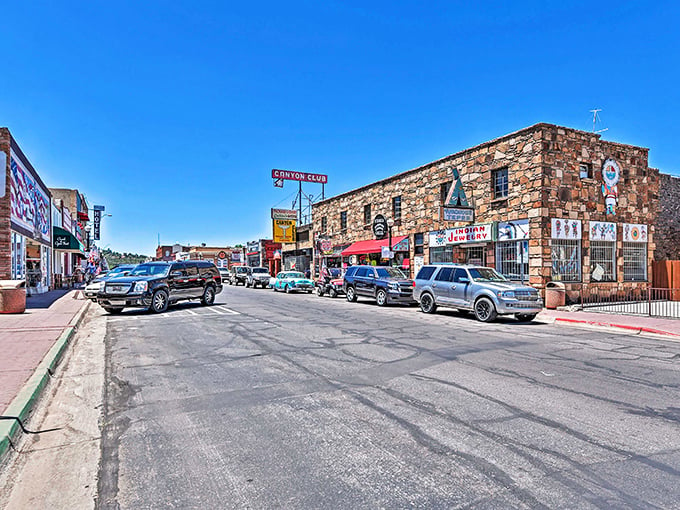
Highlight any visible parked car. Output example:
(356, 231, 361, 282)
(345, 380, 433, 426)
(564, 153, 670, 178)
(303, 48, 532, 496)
(84, 264, 137, 301)
(97, 260, 223, 314)
(316, 268, 345, 298)
(246, 267, 272, 288)
(272, 271, 315, 293)
(413, 264, 542, 322)
(229, 266, 250, 285)
(218, 267, 230, 281)
(343, 265, 415, 306)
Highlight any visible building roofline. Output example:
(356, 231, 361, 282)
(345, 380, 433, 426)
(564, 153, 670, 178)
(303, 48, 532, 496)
(313, 122, 650, 207)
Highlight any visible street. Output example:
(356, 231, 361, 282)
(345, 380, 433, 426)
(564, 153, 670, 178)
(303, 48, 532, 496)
(92, 285, 680, 509)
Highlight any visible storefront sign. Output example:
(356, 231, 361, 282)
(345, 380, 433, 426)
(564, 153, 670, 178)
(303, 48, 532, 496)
(589, 221, 616, 241)
(247, 241, 260, 253)
(271, 169, 328, 184)
(623, 223, 648, 243)
(381, 246, 392, 259)
(443, 207, 474, 222)
(318, 238, 334, 256)
(393, 237, 409, 251)
(271, 208, 298, 220)
(231, 251, 242, 262)
(273, 219, 297, 243)
(217, 250, 227, 259)
(372, 214, 388, 239)
(10, 150, 50, 243)
(444, 167, 470, 207)
(429, 224, 493, 246)
(551, 218, 581, 240)
(602, 158, 620, 216)
(497, 219, 529, 240)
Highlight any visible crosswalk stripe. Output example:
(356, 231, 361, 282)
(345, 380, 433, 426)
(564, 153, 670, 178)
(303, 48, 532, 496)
(208, 307, 226, 314)
(215, 306, 240, 315)
(185, 309, 199, 315)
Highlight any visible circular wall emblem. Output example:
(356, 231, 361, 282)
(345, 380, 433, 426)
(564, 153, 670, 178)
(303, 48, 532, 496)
(631, 227, 640, 241)
(602, 158, 620, 185)
(218, 250, 227, 259)
(373, 215, 388, 239)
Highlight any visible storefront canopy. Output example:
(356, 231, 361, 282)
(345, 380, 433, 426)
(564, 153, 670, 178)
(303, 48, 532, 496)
(53, 226, 85, 254)
(341, 236, 408, 256)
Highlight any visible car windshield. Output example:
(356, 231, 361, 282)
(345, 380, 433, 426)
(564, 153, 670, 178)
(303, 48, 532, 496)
(252, 268, 268, 274)
(109, 266, 133, 276)
(236, 267, 248, 273)
(376, 267, 407, 279)
(130, 264, 170, 277)
(468, 267, 508, 282)
(287, 272, 305, 279)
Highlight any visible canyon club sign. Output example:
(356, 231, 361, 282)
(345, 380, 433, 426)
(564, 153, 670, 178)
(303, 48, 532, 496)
(271, 169, 328, 184)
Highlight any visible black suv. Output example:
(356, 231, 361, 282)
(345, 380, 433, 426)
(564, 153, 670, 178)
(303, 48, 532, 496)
(97, 261, 223, 314)
(343, 265, 415, 306)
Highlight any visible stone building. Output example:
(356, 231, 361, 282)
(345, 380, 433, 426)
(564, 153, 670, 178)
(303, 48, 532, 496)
(312, 123, 660, 300)
(654, 173, 680, 260)
(282, 224, 313, 272)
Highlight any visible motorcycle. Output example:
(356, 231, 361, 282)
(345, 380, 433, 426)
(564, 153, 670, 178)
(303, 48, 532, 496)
(315, 269, 345, 298)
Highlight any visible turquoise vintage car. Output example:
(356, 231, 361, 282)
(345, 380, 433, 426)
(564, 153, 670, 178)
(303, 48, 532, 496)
(272, 271, 315, 294)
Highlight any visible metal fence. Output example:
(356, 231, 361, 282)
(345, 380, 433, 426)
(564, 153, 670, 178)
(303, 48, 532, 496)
(580, 285, 680, 319)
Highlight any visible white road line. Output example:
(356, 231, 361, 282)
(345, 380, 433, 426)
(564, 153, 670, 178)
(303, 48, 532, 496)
(185, 309, 199, 315)
(208, 307, 226, 315)
(215, 306, 240, 315)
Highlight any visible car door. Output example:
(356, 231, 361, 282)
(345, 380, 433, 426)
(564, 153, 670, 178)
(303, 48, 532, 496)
(184, 262, 202, 298)
(431, 266, 454, 305)
(168, 263, 188, 300)
(354, 267, 370, 296)
(450, 268, 472, 307)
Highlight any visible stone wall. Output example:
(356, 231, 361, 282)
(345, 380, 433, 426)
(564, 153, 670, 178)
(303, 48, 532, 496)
(0, 129, 11, 279)
(655, 173, 680, 260)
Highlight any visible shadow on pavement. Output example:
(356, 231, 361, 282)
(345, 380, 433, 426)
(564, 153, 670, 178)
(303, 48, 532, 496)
(26, 289, 75, 309)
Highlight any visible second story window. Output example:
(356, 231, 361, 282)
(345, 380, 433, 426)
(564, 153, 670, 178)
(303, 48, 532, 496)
(340, 211, 347, 230)
(364, 204, 371, 225)
(392, 196, 402, 222)
(440, 182, 451, 205)
(492, 168, 508, 199)
(579, 163, 592, 179)
(321, 216, 327, 233)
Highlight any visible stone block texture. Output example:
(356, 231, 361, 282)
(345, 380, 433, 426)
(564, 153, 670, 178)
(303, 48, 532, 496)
(655, 173, 680, 260)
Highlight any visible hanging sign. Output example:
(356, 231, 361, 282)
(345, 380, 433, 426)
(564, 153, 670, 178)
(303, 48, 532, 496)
(497, 219, 529, 240)
(271, 169, 328, 184)
(271, 208, 298, 220)
(372, 214, 388, 239)
(622, 223, 648, 243)
(589, 221, 616, 241)
(551, 218, 582, 240)
(273, 219, 297, 243)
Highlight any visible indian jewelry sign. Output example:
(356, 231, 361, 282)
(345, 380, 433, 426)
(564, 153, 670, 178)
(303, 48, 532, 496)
(428, 224, 493, 247)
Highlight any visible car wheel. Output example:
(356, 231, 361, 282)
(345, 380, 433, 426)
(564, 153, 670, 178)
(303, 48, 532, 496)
(317, 286, 324, 297)
(285, 284, 291, 294)
(516, 313, 537, 322)
(149, 289, 169, 313)
(103, 306, 123, 314)
(329, 288, 338, 298)
(474, 297, 497, 322)
(346, 286, 357, 302)
(376, 289, 388, 306)
(419, 293, 437, 314)
(201, 286, 215, 306)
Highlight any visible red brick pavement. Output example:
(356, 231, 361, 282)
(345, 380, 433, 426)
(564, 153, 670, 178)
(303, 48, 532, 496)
(0, 290, 88, 414)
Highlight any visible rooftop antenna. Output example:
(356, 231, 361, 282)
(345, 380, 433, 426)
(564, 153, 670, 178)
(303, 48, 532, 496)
(590, 108, 609, 134)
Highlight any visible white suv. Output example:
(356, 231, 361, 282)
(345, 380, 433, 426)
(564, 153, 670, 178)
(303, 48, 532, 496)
(246, 267, 272, 288)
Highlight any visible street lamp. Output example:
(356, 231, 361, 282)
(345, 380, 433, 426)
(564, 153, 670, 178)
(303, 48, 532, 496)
(387, 218, 395, 267)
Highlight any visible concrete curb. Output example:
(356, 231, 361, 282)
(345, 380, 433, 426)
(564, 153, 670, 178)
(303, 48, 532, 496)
(0, 299, 91, 464)
(554, 317, 680, 339)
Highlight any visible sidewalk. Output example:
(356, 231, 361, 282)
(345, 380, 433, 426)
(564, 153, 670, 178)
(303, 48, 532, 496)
(0, 289, 90, 460)
(538, 308, 680, 339)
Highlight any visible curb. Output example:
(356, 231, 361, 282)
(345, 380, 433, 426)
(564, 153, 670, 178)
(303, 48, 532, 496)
(554, 317, 680, 339)
(0, 299, 91, 464)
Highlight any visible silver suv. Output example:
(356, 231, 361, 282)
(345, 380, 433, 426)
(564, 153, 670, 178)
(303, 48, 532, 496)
(246, 267, 271, 288)
(413, 264, 542, 322)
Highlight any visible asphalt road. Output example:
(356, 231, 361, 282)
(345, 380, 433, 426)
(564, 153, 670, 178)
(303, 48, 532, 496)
(98, 285, 680, 509)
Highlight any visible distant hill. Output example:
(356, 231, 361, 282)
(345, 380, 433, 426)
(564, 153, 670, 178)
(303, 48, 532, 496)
(102, 248, 150, 267)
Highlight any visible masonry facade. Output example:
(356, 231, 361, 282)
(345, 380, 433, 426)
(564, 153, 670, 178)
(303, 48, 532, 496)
(655, 173, 680, 260)
(312, 123, 660, 301)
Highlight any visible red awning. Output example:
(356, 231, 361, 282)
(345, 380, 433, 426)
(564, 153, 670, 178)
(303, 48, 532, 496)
(340, 236, 408, 256)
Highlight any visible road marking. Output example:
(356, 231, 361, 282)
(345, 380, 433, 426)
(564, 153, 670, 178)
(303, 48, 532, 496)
(208, 307, 226, 315)
(185, 309, 199, 315)
(215, 306, 240, 315)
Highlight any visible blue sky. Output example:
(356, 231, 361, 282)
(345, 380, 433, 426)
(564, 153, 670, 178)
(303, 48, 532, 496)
(2, 1, 678, 256)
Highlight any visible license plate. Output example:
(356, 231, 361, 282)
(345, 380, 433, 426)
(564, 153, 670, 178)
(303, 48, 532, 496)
(108, 299, 126, 306)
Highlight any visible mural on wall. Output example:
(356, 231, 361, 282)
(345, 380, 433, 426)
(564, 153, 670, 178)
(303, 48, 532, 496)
(623, 223, 648, 243)
(589, 221, 616, 242)
(601, 158, 620, 215)
(497, 219, 529, 240)
(551, 218, 582, 240)
(10, 150, 50, 243)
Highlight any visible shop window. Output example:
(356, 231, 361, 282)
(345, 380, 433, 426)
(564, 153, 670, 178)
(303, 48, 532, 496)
(550, 239, 581, 282)
(589, 241, 616, 282)
(392, 196, 402, 222)
(496, 240, 528, 281)
(321, 216, 327, 233)
(465, 246, 486, 266)
(429, 246, 453, 263)
(414, 233, 424, 255)
(492, 168, 508, 199)
(340, 211, 347, 231)
(364, 204, 371, 225)
(440, 182, 451, 205)
(579, 163, 592, 179)
(623, 242, 647, 281)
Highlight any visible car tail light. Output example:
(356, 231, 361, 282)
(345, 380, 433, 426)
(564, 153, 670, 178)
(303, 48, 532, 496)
(412, 281, 416, 287)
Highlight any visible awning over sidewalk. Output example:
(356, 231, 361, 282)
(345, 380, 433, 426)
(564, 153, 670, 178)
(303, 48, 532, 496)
(53, 226, 85, 255)
(341, 236, 408, 256)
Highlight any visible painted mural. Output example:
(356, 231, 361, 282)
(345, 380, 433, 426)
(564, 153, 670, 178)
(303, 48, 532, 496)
(10, 150, 51, 243)
(588, 221, 616, 242)
(601, 158, 620, 215)
(551, 218, 582, 240)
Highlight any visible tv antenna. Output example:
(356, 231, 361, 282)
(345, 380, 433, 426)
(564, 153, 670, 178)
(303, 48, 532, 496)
(590, 108, 609, 134)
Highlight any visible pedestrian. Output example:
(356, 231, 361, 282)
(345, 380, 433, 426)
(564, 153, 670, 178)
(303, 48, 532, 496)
(305, 268, 311, 279)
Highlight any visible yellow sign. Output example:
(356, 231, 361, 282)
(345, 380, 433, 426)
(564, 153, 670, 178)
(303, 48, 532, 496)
(273, 219, 297, 243)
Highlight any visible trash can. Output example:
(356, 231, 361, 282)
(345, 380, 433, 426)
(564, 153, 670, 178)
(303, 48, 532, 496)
(0, 280, 27, 314)
(545, 281, 566, 309)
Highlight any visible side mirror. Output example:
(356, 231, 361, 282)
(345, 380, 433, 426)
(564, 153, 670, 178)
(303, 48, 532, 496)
(459, 277, 470, 284)
(171, 271, 183, 277)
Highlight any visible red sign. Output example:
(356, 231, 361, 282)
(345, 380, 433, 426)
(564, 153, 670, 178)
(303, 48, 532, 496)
(217, 250, 227, 259)
(271, 169, 328, 184)
(263, 241, 282, 260)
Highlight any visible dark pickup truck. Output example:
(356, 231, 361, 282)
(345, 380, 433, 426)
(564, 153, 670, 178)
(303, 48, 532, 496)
(343, 265, 415, 306)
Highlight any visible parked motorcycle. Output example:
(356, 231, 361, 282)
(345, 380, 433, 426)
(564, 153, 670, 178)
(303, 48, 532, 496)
(315, 269, 345, 298)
